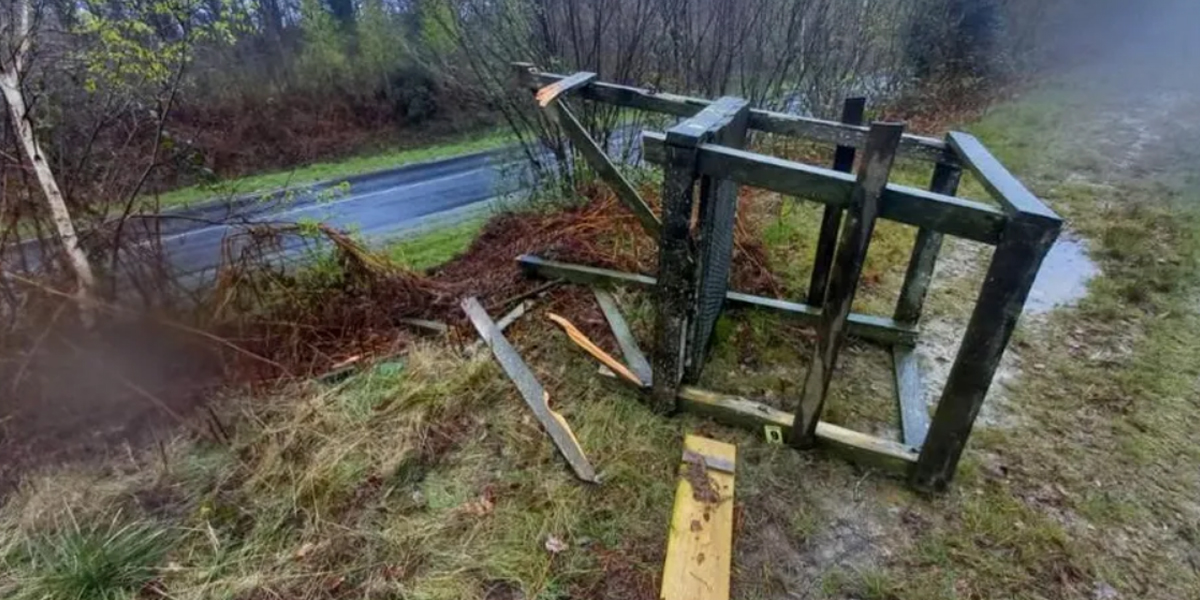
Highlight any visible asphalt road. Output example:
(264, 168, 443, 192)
(145, 148, 533, 279)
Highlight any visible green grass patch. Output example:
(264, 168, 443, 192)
(152, 128, 515, 210)
(385, 217, 488, 272)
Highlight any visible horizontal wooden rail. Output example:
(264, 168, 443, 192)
(677, 386, 919, 472)
(517, 255, 918, 346)
(946, 132, 1061, 222)
(643, 133, 1007, 245)
(516, 65, 955, 165)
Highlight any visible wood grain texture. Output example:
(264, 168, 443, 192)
(517, 255, 917, 346)
(535, 71, 596, 107)
(792, 122, 905, 448)
(461, 297, 599, 483)
(661, 435, 737, 600)
(642, 132, 1006, 244)
(547, 312, 643, 387)
(893, 345, 929, 448)
(809, 97, 866, 307)
(594, 288, 653, 386)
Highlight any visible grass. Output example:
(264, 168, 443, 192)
(151, 128, 516, 211)
(385, 218, 489, 272)
(5, 76, 1200, 599)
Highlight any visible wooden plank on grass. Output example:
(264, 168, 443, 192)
(544, 100, 661, 236)
(893, 345, 929, 448)
(661, 435, 736, 600)
(516, 255, 918, 346)
(594, 288, 653, 386)
(461, 297, 599, 483)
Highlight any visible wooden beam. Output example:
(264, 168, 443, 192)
(544, 99, 661, 236)
(809, 97, 866, 307)
(661, 435, 736, 600)
(535, 71, 596, 107)
(946, 132, 1060, 221)
(594, 288, 653, 386)
(517, 255, 918, 346)
(519, 66, 954, 165)
(892, 345, 929, 448)
(676, 386, 919, 470)
(894, 161, 963, 325)
(642, 133, 1007, 245)
(912, 209, 1062, 492)
(792, 122, 905, 448)
(461, 297, 599, 483)
(688, 97, 751, 383)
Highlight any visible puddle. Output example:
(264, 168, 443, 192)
(1025, 233, 1100, 314)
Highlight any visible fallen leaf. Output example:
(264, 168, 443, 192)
(545, 535, 568, 554)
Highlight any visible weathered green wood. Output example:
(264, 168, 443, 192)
(892, 344, 929, 448)
(791, 122, 905, 448)
(535, 71, 596, 106)
(519, 65, 955, 165)
(517, 255, 917, 346)
(651, 113, 706, 414)
(809, 97, 866, 307)
(461, 297, 599, 483)
(946, 131, 1059, 220)
(894, 162, 963, 324)
(912, 211, 1062, 491)
(544, 99, 661, 236)
(676, 386, 919, 472)
(594, 288, 653, 386)
(642, 132, 1007, 245)
(687, 97, 751, 383)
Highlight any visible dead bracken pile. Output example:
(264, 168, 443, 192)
(0, 183, 780, 494)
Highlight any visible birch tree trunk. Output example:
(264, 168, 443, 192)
(1, 0, 97, 321)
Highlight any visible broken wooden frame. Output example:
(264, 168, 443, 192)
(514, 65, 1061, 491)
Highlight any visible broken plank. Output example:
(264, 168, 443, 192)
(593, 288, 653, 386)
(893, 345, 929, 448)
(545, 100, 661, 236)
(461, 297, 599, 483)
(535, 71, 597, 107)
(547, 312, 644, 387)
(661, 435, 736, 600)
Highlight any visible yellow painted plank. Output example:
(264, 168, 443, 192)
(661, 435, 737, 600)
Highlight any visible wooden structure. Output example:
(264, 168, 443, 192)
(514, 64, 1061, 491)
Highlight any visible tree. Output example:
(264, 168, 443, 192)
(0, 0, 98, 319)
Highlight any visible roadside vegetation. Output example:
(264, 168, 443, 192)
(5, 69, 1200, 599)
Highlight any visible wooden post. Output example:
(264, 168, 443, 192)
(894, 161, 962, 324)
(687, 98, 750, 382)
(790, 122, 905, 448)
(911, 212, 1060, 491)
(807, 97, 866, 306)
(651, 121, 703, 414)
(652, 97, 748, 412)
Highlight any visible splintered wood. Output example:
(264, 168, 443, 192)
(661, 435, 736, 600)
